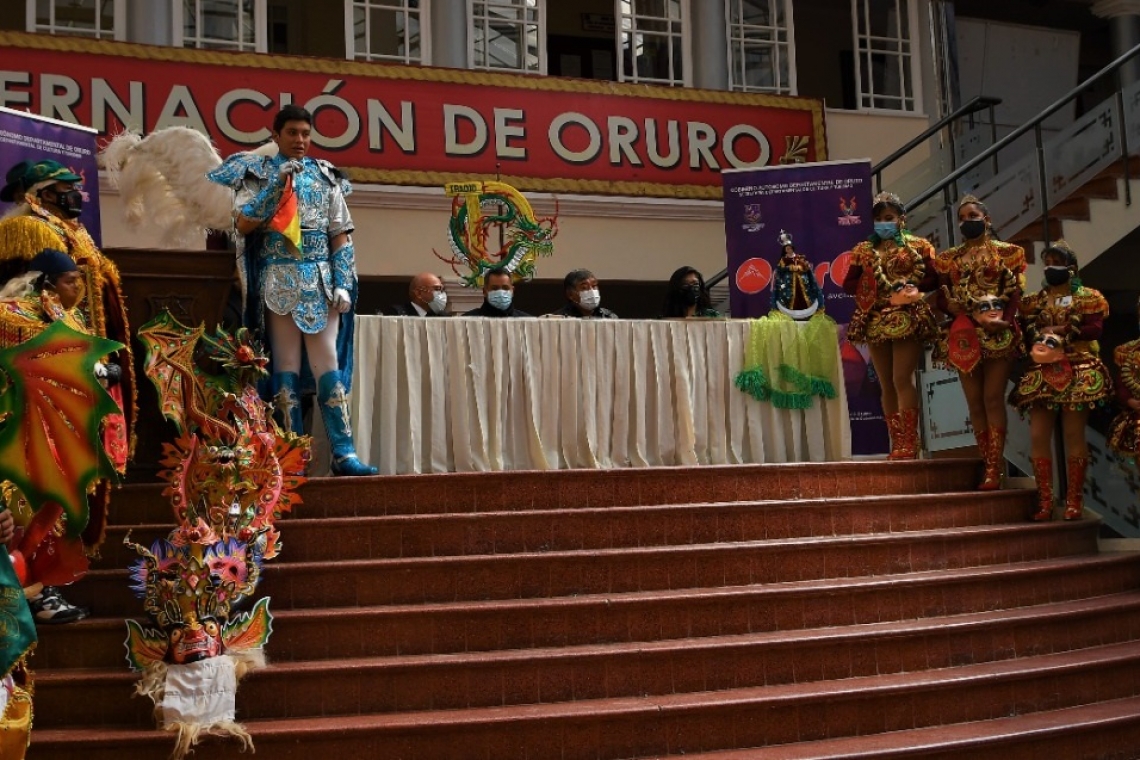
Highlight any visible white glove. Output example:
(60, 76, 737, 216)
(332, 288, 352, 314)
(94, 361, 108, 379)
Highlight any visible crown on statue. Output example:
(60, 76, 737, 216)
(777, 229, 793, 248)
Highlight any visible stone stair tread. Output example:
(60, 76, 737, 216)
(37, 590, 1140, 684)
(674, 694, 1140, 758)
(80, 518, 1096, 578)
(63, 550, 1140, 628)
(102, 488, 1035, 532)
(32, 650, 1140, 743)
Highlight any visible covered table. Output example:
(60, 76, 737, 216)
(350, 317, 850, 475)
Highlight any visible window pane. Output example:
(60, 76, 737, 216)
(36, 0, 51, 27)
(867, 0, 900, 39)
(369, 8, 402, 56)
(741, 0, 771, 26)
(56, 0, 96, 31)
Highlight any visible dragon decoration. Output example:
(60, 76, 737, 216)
(435, 180, 558, 287)
(124, 311, 310, 760)
(0, 320, 122, 754)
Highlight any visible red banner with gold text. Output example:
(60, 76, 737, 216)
(0, 32, 826, 199)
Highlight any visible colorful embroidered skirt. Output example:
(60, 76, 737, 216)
(847, 301, 938, 346)
(1010, 353, 1112, 412)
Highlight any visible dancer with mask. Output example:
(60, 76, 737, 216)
(662, 266, 721, 318)
(841, 191, 938, 459)
(464, 267, 533, 317)
(1108, 294, 1140, 465)
(934, 196, 1026, 489)
(1011, 242, 1111, 521)
(553, 269, 618, 318)
(208, 105, 376, 476)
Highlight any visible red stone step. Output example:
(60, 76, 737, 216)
(34, 552, 1140, 670)
(106, 459, 983, 524)
(33, 591, 1140, 728)
(63, 520, 1099, 615)
(96, 489, 1037, 566)
(29, 648, 1140, 759)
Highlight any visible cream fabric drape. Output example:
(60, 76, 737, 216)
(351, 317, 851, 475)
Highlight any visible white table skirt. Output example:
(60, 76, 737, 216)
(350, 317, 851, 475)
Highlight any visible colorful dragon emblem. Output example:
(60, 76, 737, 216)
(435, 180, 558, 287)
(124, 312, 310, 760)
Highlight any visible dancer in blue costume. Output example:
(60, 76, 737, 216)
(208, 105, 376, 476)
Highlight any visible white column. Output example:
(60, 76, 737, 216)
(1093, 0, 1140, 86)
(431, 0, 470, 69)
(690, 0, 729, 90)
(126, 0, 174, 46)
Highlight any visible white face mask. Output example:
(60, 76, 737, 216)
(578, 288, 601, 310)
(428, 290, 448, 314)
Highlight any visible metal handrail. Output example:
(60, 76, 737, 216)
(873, 95, 1002, 193)
(906, 40, 1140, 237)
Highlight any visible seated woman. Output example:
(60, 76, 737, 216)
(662, 266, 721, 318)
(0, 248, 121, 623)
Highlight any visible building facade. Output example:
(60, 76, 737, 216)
(2, 0, 1135, 310)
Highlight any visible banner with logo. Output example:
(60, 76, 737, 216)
(0, 106, 101, 244)
(722, 159, 887, 455)
(0, 31, 825, 201)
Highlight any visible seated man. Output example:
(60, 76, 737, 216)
(383, 272, 448, 316)
(552, 269, 618, 319)
(464, 267, 532, 317)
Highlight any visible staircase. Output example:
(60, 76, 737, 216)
(1006, 157, 1140, 265)
(28, 460, 1140, 759)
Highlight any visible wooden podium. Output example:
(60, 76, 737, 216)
(104, 247, 236, 481)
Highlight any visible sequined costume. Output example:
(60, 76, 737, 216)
(1011, 286, 1112, 411)
(207, 151, 357, 380)
(1108, 337, 1140, 461)
(933, 239, 1026, 372)
(842, 234, 939, 345)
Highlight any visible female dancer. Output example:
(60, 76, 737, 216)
(934, 196, 1025, 489)
(1108, 295, 1140, 464)
(1011, 242, 1111, 520)
(842, 192, 938, 458)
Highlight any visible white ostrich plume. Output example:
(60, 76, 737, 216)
(100, 127, 234, 248)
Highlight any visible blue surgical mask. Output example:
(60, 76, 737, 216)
(874, 221, 898, 239)
(487, 289, 513, 310)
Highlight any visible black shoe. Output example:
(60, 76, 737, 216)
(28, 587, 88, 625)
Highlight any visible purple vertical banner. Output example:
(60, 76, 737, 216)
(722, 159, 887, 456)
(0, 107, 101, 245)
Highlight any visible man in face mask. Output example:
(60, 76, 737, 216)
(0, 159, 134, 535)
(384, 272, 449, 316)
(553, 269, 619, 319)
(464, 267, 533, 317)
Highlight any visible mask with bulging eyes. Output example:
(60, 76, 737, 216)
(971, 296, 1006, 326)
(1031, 333, 1066, 364)
(888, 279, 920, 307)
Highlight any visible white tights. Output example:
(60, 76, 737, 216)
(267, 310, 340, 379)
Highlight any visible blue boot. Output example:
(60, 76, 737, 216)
(317, 371, 377, 476)
(271, 371, 304, 435)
